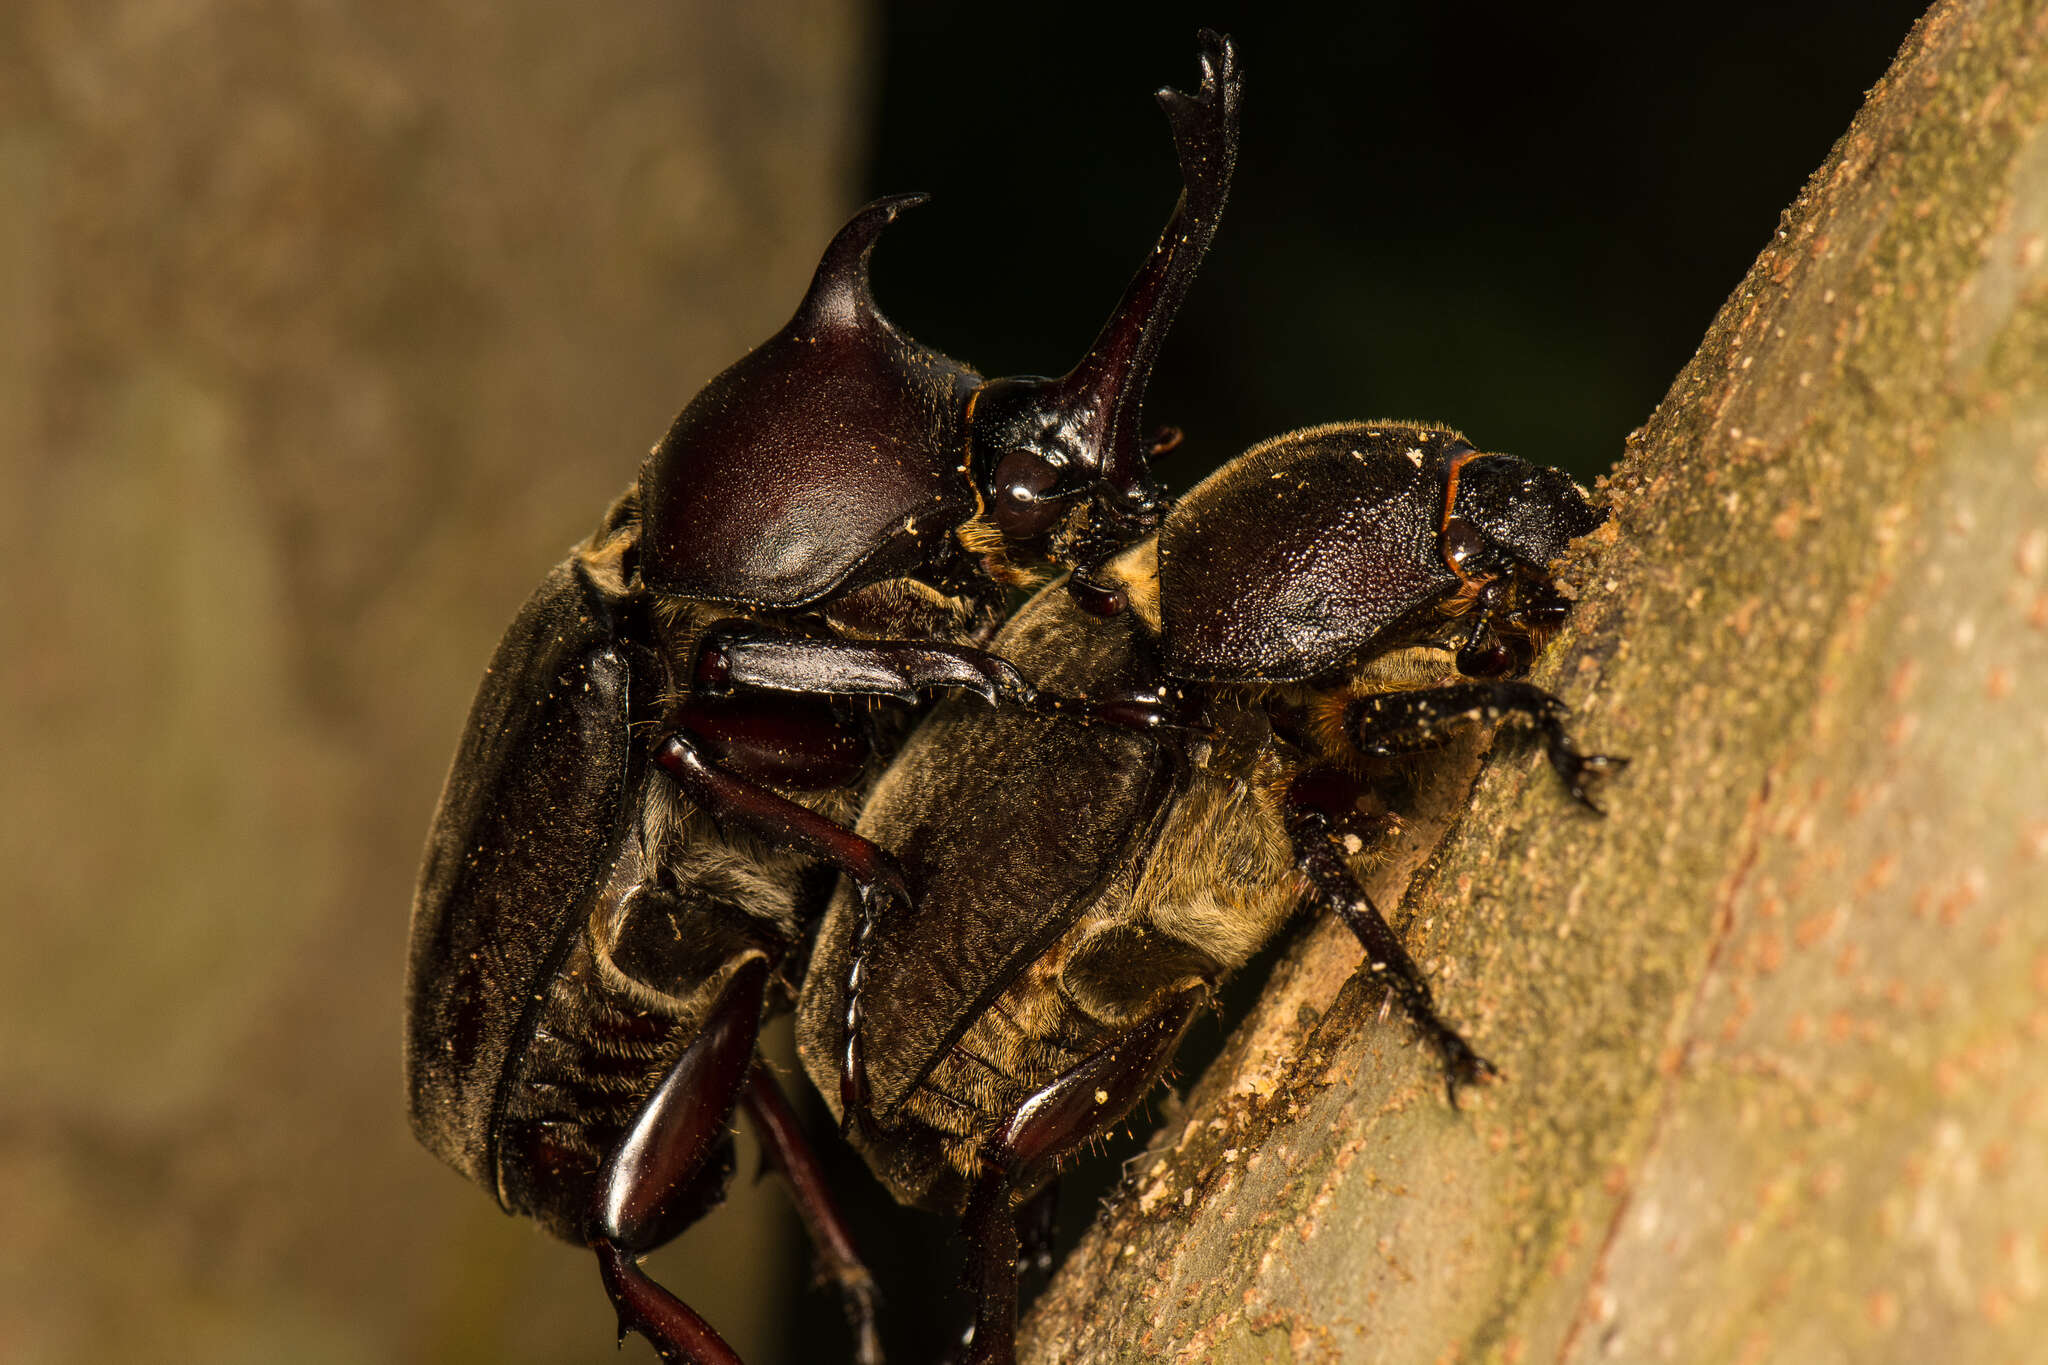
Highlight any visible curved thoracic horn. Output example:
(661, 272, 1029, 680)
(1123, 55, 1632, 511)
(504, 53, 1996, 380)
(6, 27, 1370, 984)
(968, 30, 1241, 532)
(637, 193, 982, 609)
(790, 192, 929, 335)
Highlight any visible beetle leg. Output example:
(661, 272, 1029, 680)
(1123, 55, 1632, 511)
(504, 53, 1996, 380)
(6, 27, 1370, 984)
(1016, 1180, 1061, 1278)
(1025, 680, 1204, 735)
(1284, 777, 1495, 1106)
(655, 733, 911, 1142)
(591, 958, 768, 1365)
(958, 1167, 1023, 1365)
(960, 993, 1202, 1365)
(837, 878, 899, 1130)
(595, 1242, 738, 1365)
(699, 623, 1207, 745)
(1347, 680, 1627, 814)
(740, 1068, 885, 1365)
(655, 733, 911, 908)
(697, 622, 1036, 709)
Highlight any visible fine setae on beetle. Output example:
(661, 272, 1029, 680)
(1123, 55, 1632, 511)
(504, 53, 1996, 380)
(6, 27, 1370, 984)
(796, 421, 1621, 1364)
(404, 32, 1240, 1365)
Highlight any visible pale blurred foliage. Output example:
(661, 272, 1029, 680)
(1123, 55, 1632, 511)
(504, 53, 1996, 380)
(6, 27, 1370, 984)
(0, 2, 866, 1360)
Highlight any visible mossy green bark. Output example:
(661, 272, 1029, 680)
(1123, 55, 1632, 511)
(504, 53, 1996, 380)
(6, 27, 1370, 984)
(1022, 2, 2048, 1361)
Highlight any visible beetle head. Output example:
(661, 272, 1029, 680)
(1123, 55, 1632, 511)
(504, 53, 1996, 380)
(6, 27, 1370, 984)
(1435, 443, 1607, 677)
(635, 35, 1239, 610)
(963, 371, 1169, 566)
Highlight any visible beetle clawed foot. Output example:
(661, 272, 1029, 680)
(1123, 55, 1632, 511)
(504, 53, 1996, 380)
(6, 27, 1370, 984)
(1434, 1033, 1500, 1109)
(968, 657, 1038, 710)
(860, 862, 913, 922)
(1545, 740, 1629, 815)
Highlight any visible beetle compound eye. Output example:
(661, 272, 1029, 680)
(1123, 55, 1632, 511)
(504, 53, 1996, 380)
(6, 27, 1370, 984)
(992, 450, 1070, 538)
(1440, 516, 1489, 579)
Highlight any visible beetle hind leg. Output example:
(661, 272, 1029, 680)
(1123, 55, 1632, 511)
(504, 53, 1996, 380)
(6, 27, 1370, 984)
(587, 956, 894, 1363)
(588, 959, 768, 1365)
(741, 1068, 885, 1365)
(594, 1239, 742, 1365)
(959, 992, 1202, 1365)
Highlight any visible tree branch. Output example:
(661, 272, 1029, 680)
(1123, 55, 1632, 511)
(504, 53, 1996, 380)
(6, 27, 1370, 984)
(1021, 1, 2048, 1359)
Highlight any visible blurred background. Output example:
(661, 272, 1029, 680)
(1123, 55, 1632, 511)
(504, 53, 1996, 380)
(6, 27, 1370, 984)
(0, 1, 1929, 1361)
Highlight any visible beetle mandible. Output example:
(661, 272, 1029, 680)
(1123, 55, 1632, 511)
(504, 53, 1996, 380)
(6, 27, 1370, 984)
(795, 421, 1622, 1364)
(403, 32, 1240, 1365)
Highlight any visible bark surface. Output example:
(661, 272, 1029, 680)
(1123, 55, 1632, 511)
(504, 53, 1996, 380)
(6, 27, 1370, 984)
(1021, 2, 2048, 1361)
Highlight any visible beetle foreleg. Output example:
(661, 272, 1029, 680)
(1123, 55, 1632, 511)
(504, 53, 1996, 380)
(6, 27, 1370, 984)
(696, 622, 1036, 708)
(1347, 681, 1626, 814)
(1284, 795, 1496, 1106)
(740, 1069, 884, 1365)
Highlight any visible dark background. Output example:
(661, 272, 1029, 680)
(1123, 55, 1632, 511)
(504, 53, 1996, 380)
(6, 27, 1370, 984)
(805, 4, 1930, 1361)
(865, 1, 1927, 494)
(0, 3, 1932, 1363)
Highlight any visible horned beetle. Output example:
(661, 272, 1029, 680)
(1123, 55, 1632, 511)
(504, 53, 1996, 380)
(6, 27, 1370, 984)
(404, 33, 1240, 1364)
(796, 421, 1621, 1364)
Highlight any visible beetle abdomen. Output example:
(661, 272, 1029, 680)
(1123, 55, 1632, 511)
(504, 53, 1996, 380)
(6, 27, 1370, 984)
(493, 932, 695, 1241)
(494, 926, 763, 1243)
(887, 965, 1111, 1211)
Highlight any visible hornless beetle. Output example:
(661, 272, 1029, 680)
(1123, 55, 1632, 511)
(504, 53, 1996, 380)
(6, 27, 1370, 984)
(795, 422, 1622, 1365)
(404, 34, 1240, 1365)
